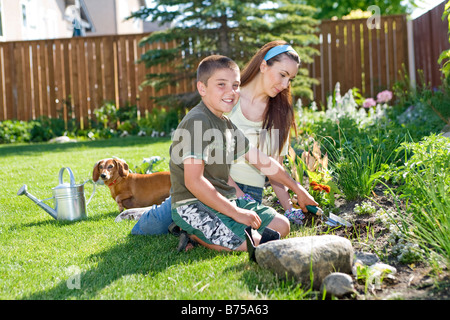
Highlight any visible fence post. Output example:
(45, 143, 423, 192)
(407, 19, 416, 89)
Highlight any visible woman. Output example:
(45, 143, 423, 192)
(228, 40, 301, 217)
(123, 40, 312, 236)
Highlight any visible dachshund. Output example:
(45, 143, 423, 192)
(92, 158, 171, 212)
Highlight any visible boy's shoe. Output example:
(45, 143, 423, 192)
(244, 226, 257, 262)
(168, 222, 181, 237)
(176, 231, 198, 252)
(244, 226, 280, 262)
(114, 208, 146, 222)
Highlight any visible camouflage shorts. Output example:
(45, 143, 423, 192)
(171, 198, 277, 250)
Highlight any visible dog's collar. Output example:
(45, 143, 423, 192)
(108, 179, 117, 186)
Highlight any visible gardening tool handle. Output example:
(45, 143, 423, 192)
(306, 205, 324, 216)
(306, 205, 318, 214)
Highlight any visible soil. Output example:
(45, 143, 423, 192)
(264, 184, 450, 300)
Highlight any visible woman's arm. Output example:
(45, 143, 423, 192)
(227, 176, 245, 198)
(268, 156, 293, 211)
(244, 147, 317, 212)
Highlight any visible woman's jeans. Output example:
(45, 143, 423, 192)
(235, 182, 263, 204)
(131, 197, 173, 235)
(131, 183, 264, 236)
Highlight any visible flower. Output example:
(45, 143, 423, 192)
(376, 90, 393, 103)
(310, 181, 331, 193)
(363, 98, 376, 108)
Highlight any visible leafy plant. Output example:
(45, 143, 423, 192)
(286, 140, 340, 209)
(354, 201, 377, 215)
(94, 101, 118, 130)
(378, 134, 450, 266)
(133, 156, 166, 174)
(438, 0, 450, 79)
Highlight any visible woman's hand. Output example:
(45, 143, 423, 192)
(293, 190, 318, 212)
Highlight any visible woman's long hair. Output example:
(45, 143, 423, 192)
(240, 40, 300, 155)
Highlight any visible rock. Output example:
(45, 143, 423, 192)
(49, 136, 76, 143)
(255, 235, 353, 289)
(354, 251, 380, 266)
(370, 262, 397, 278)
(320, 272, 355, 298)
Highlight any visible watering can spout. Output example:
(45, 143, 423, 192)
(17, 184, 58, 220)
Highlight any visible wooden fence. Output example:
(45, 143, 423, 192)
(0, 8, 447, 125)
(307, 15, 409, 105)
(413, 1, 449, 89)
(0, 34, 193, 127)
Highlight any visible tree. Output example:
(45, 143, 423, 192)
(300, 0, 419, 20)
(128, 1, 320, 110)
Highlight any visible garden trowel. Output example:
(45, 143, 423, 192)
(306, 205, 352, 228)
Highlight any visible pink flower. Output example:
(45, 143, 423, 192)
(376, 90, 393, 103)
(363, 98, 376, 108)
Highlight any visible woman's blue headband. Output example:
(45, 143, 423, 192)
(263, 44, 298, 61)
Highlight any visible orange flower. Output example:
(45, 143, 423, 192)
(310, 181, 331, 193)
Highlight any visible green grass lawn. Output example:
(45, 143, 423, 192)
(0, 136, 312, 300)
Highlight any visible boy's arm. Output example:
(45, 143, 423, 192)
(244, 147, 318, 212)
(183, 158, 261, 229)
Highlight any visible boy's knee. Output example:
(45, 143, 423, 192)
(269, 214, 290, 237)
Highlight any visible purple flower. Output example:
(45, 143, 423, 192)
(363, 98, 376, 108)
(376, 90, 393, 103)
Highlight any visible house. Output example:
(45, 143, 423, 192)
(0, 0, 161, 42)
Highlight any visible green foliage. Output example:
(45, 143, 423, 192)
(380, 134, 450, 266)
(296, 81, 449, 267)
(94, 101, 118, 130)
(0, 120, 34, 144)
(300, 0, 418, 19)
(138, 107, 182, 136)
(393, 67, 450, 126)
(129, 0, 320, 107)
(0, 99, 182, 144)
(438, 0, 450, 79)
(385, 134, 450, 201)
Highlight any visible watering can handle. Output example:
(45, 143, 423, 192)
(59, 167, 76, 186)
(83, 179, 96, 206)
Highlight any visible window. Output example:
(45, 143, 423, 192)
(21, 0, 38, 40)
(22, 4, 27, 27)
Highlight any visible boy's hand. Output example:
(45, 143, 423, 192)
(233, 207, 261, 229)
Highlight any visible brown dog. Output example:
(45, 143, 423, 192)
(92, 158, 171, 212)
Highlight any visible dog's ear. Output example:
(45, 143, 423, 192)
(92, 160, 102, 182)
(116, 159, 129, 177)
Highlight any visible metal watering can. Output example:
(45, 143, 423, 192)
(17, 167, 96, 221)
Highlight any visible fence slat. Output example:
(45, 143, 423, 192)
(0, 45, 5, 120)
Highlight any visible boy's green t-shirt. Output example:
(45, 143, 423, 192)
(169, 101, 250, 207)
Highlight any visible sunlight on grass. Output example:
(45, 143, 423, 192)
(0, 136, 314, 300)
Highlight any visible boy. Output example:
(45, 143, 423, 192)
(169, 55, 317, 252)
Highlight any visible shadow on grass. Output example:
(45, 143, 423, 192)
(21, 231, 222, 300)
(15, 211, 119, 230)
(0, 136, 171, 157)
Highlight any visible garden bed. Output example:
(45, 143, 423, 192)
(264, 182, 450, 300)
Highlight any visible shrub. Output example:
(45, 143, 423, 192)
(0, 120, 34, 143)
